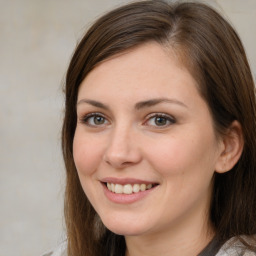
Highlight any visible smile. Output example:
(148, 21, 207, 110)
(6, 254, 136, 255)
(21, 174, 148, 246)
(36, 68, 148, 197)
(101, 179, 159, 204)
(106, 183, 155, 194)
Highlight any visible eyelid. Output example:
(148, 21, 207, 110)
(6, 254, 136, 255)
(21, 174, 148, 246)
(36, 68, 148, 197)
(144, 112, 176, 127)
(79, 112, 110, 127)
(78, 111, 175, 128)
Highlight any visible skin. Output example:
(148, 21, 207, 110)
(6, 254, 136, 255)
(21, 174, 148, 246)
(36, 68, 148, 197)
(73, 42, 240, 256)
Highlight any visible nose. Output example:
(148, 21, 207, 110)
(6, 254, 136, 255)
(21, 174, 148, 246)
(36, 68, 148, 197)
(103, 124, 142, 169)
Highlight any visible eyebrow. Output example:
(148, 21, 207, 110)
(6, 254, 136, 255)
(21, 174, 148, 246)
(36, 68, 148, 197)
(77, 98, 188, 110)
(77, 99, 109, 110)
(135, 98, 188, 109)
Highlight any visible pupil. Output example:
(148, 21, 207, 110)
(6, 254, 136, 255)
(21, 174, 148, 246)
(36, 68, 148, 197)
(94, 116, 104, 124)
(155, 117, 166, 126)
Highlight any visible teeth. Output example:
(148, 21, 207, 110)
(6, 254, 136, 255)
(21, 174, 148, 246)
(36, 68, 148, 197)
(123, 184, 133, 194)
(106, 182, 155, 194)
(133, 184, 140, 193)
(146, 184, 152, 189)
(140, 184, 146, 191)
(115, 184, 123, 194)
(111, 183, 115, 192)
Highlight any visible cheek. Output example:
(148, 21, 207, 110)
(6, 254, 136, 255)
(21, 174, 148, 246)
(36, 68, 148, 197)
(144, 130, 218, 178)
(72, 130, 106, 206)
(73, 130, 103, 176)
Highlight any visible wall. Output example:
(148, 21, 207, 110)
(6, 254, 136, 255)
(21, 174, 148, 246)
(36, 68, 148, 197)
(0, 1, 255, 255)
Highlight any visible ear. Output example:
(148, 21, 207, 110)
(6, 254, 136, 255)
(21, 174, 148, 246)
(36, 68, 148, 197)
(215, 120, 244, 174)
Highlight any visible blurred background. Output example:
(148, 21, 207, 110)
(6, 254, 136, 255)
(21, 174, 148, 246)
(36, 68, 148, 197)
(0, 0, 255, 255)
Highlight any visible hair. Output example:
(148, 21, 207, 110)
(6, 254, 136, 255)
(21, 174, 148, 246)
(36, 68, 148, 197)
(62, 1, 256, 255)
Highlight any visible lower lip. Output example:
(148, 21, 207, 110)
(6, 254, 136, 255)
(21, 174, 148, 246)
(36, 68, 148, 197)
(102, 183, 157, 204)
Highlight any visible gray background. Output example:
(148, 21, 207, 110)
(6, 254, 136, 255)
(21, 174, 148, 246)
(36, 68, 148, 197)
(0, 1, 255, 255)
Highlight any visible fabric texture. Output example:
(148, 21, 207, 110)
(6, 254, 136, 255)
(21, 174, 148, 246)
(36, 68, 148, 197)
(41, 241, 67, 256)
(41, 236, 256, 256)
(216, 236, 256, 256)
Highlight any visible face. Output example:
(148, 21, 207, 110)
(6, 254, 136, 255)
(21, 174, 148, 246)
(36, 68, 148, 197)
(73, 42, 223, 239)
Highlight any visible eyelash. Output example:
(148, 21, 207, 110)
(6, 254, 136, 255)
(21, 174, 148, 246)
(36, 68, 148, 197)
(144, 113, 176, 127)
(80, 112, 109, 127)
(80, 112, 176, 128)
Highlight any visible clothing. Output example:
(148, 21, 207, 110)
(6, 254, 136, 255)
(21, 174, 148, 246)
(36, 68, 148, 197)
(198, 237, 224, 256)
(215, 236, 256, 256)
(41, 242, 67, 256)
(199, 236, 256, 256)
(41, 236, 256, 256)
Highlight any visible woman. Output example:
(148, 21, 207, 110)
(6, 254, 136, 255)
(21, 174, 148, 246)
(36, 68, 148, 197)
(44, 1, 256, 255)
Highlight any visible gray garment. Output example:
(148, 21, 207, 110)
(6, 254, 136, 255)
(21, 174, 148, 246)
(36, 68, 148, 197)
(41, 236, 256, 256)
(198, 237, 224, 256)
(41, 242, 67, 256)
(216, 236, 256, 256)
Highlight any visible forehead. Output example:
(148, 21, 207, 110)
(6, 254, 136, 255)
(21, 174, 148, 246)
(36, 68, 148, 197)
(78, 42, 198, 100)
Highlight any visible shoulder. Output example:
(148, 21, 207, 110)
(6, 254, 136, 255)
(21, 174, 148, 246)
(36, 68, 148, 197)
(216, 235, 256, 256)
(41, 241, 67, 256)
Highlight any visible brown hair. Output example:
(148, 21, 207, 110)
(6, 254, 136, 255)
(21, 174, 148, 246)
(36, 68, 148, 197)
(62, 1, 256, 255)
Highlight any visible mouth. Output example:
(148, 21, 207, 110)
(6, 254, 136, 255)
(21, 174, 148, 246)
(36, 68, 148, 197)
(100, 178, 159, 204)
(103, 182, 159, 194)
(100, 177, 160, 204)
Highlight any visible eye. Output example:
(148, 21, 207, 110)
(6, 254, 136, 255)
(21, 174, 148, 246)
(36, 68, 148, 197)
(81, 113, 109, 127)
(145, 113, 175, 127)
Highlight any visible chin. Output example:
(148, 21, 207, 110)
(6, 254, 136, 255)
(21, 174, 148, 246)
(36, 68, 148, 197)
(101, 215, 149, 236)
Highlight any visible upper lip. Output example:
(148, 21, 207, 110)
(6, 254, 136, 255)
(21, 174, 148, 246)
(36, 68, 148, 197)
(100, 177, 159, 185)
